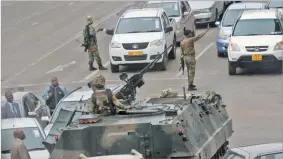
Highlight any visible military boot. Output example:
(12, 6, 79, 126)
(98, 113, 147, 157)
(98, 62, 107, 70)
(187, 84, 197, 91)
(88, 62, 97, 71)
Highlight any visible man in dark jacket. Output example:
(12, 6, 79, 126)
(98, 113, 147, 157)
(42, 77, 67, 112)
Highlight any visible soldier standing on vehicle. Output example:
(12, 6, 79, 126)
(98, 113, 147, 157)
(83, 16, 107, 71)
(180, 26, 210, 91)
(89, 74, 131, 116)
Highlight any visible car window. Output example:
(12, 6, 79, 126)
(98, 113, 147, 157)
(1, 127, 45, 153)
(180, 1, 188, 13)
(268, 1, 283, 8)
(259, 152, 282, 159)
(183, 1, 191, 12)
(26, 93, 38, 111)
(22, 97, 30, 116)
(233, 19, 282, 36)
(50, 100, 87, 123)
(162, 14, 169, 27)
(163, 13, 170, 26)
(115, 17, 162, 34)
(222, 9, 244, 27)
(144, 2, 180, 17)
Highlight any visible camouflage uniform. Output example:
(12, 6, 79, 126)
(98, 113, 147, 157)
(180, 28, 210, 91)
(83, 16, 107, 71)
(90, 74, 128, 116)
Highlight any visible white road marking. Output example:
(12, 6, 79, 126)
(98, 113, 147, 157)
(83, 61, 110, 81)
(46, 61, 77, 74)
(2, 2, 134, 85)
(32, 22, 38, 26)
(175, 42, 214, 77)
(68, 2, 74, 6)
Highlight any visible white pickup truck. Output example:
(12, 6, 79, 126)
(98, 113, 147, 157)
(105, 8, 177, 72)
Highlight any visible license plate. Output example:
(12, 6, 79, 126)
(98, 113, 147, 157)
(128, 51, 143, 56)
(252, 54, 262, 61)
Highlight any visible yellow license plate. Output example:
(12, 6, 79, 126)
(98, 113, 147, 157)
(128, 51, 143, 56)
(252, 54, 262, 61)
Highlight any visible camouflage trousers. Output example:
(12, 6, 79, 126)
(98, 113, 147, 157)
(87, 45, 103, 65)
(184, 55, 196, 85)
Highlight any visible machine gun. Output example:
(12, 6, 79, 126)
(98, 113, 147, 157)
(116, 45, 173, 102)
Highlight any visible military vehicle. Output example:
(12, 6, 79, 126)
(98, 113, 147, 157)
(43, 45, 233, 159)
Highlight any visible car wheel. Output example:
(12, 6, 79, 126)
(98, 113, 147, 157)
(157, 47, 168, 71)
(217, 52, 222, 57)
(228, 61, 236, 75)
(277, 62, 282, 74)
(110, 63, 119, 73)
(168, 36, 177, 59)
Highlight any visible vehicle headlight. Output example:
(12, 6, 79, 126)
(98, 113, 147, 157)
(274, 41, 283, 50)
(218, 31, 228, 40)
(150, 39, 163, 47)
(110, 41, 121, 48)
(229, 43, 240, 51)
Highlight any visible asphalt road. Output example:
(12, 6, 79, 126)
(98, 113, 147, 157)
(2, 1, 282, 148)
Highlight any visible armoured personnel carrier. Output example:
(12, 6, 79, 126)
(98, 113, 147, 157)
(43, 46, 233, 159)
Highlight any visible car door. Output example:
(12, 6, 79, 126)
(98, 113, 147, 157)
(184, 1, 195, 31)
(161, 13, 171, 48)
(22, 95, 32, 117)
(163, 13, 174, 45)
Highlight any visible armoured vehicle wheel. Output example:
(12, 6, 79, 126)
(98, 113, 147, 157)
(168, 36, 176, 59)
(228, 61, 236, 75)
(110, 63, 119, 73)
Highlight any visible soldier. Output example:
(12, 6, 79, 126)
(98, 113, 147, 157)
(180, 27, 210, 91)
(89, 74, 131, 116)
(83, 16, 107, 71)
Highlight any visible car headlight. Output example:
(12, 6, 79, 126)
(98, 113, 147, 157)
(218, 31, 228, 40)
(274, 41, 283, 50)
(150, 39, 163, 47)
(110, 41, 121, 48)
(229, 43, 240, 51)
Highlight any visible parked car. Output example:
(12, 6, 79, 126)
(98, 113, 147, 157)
(188, 1, 225, 27)
(144, 1, 195, 44)
(266, 0, 283, 16)
(222, 143, 282, 159)
(105, 8, 177, 72)
(1, 118, 50, 159)
(43, 84, 123, 135)
(215, 2, 265, 57)
(228, 9, 283, 75)
(1, 91, 50, 127)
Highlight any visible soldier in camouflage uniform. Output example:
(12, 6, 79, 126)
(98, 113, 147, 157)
(83, 16, 107, 71)
(90, 74, 131, 116)
(180, 27, 210, 91)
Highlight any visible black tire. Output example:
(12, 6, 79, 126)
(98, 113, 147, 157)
(277, 62, 282, 74)
(217, 52, 222, 57)
(228, 61, 236, 75)
(157, 47, 168, 71)
(168, 36, 177, 59)
(110, 63, 119, 73)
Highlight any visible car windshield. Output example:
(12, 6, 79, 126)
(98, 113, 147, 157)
(50, 101, 87, 123)
(222, 9, 244, 27)
(1, 127, 45, 153)
(233, 19, 282, 36)
(268, 1, 283, 8)
(260, 152, 282, 159)
(115, 17, 162, 34)
(145, 2, 180, 17)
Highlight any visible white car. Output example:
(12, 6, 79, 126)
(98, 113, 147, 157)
(144, 1, 196, 43)
(222, 142, 282, 159)
(228, 9, 283, 75)
(106, 8, 177, 73)
(188, 1, 225, 27)
(1, 118, 50, 159)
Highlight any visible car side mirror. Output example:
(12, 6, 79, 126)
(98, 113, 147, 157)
(119, 72, 128, 81)
(106, 29, 114, 35)
(28, 112, 37, 117)
(183, 11, 189, 16)
(215, 21, 220, 26)
(165, 26, 173, 33)
(41, 116, 50, 122)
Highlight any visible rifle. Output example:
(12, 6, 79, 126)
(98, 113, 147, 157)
(115, 44, 173, 102)
(179, 55, 185, 75)
(80, 24, 92, 52)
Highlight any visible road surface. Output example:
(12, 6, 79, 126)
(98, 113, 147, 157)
(1, 1, 282, 148)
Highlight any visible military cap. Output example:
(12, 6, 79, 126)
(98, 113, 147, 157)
(92, 74, 106, 86)
(87, 16, 93, 24)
